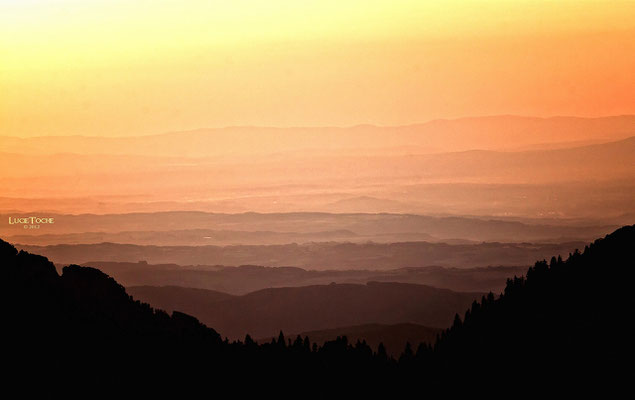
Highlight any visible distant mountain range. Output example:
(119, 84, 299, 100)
(16, 240, 586, 270)
(1, 211, 617, 244)
(3, 135, 634, 190)
(3, 115, 634, 156)
(2, 115, 634, 219)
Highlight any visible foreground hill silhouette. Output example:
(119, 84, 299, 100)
(261, 323, 442, 358)
(0, 237, 398, 388)
(424, 224, 635, 383)
(2, 225, 634, 388)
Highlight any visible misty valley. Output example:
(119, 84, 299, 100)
(2, 0, 635, 392)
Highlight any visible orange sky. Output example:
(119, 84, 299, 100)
(1, 0, 635, 137)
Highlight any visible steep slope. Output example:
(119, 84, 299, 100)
(0, 237, 404, 388)
(127, 285, 235, 315)
(0, 238, 221, 344)
(414, 225, 635, 380)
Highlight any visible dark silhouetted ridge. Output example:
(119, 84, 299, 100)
(0, 238, 397, 389)
(2, 226, 634, 390)
(409, 225, 635, 384)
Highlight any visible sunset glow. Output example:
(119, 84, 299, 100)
(2, 0, 634, 137)
(2, 2, 635, 386)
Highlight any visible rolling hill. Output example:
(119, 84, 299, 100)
(83, 262, 527, 295)
(127, 282, 482, 339)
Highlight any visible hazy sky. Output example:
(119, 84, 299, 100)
(2, 0, 635, 137)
